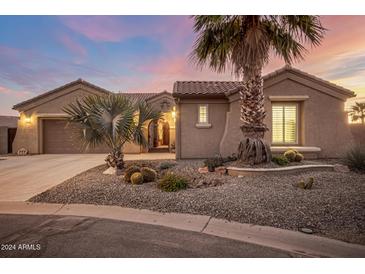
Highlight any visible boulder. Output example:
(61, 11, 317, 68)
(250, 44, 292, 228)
(103, 167, 123, 176)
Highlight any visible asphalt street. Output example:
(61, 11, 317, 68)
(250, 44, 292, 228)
(0, 214, 300, 258)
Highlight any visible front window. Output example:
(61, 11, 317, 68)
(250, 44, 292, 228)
(272, 103, 298, 144)
(198, 105, 208, 124)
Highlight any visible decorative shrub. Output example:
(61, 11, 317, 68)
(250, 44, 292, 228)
(344, 145, 365, 173)
(272, 155, 289, 166)
(283, 149, 297, 162)
(124, 166, 141, 182)
(158, 161, 177, 170)
(295, 153, 304, 162)
(204, 155, 224, 170)
(204, 158, 217, 172)
(141, 167, 157, 182)
(130, 172, 144, 184)
(158, 172, 188, 192)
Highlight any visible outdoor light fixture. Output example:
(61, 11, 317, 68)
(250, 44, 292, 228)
(24, 116, 31, 124)
(172, 106, 176, 122)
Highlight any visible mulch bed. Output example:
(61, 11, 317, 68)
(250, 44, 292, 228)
(30, 159, 365, 245)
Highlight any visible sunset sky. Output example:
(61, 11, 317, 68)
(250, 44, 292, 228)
(0, 15, 364, 115)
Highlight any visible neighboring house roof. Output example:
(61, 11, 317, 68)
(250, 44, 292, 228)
(13, 78, 112, 110)
(0, 116, 18, 127)
(173, 66, 355, 99)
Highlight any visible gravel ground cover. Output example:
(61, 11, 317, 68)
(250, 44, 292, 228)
(30, 159, 365, 245)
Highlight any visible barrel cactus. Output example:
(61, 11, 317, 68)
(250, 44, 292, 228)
(283, 149, 297, 162)
(124, 166, 141, 182)
(141, 167, 157, 182)
(130, 172, 144, 184)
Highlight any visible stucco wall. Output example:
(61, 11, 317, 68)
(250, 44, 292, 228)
(0, 127, 8, 154)
(182, 77, 354, 159)
(350, 124, 365, 146)
(178, 98, 228, 158)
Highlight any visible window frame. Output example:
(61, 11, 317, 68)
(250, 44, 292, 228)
(271, 102, 299, 145)
(196, 104, 211, 128)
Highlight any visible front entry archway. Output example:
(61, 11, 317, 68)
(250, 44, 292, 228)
(148, 119, 170, 152)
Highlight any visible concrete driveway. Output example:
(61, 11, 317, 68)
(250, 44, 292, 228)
(0, 153, 174, 201)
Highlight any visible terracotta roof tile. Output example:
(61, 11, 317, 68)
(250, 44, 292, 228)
(173, 66, 355, 98)
(173, 81, 242, 96)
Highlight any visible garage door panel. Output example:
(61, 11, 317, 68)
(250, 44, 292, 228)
(43, 119, 109, 154)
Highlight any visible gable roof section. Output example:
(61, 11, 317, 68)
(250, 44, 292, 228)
(173, 66, 355, 100)
(118, 91, 172, 102)
(173, 81, 242, 97)
(13, 78, 112, 110)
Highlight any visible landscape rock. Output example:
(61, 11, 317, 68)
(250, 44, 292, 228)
(103, 167, 123, 176)
(198, 167, 209, 174)
(215, 166, 227, 175)
(333, 164, 350, 173)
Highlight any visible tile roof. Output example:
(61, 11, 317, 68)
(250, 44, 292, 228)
(119, 91, 172, 101)
(173, 66, 355, 98)
(13, 79, 111, 110)
(0, 116, 18, 127)
(173, 81, 242, 97)
(13, 79, 171, 110)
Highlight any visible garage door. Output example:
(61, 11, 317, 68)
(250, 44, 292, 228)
(43, 119, 109, 154)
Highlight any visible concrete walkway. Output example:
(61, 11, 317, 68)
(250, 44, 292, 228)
(0, 202, 364, 258)
(0, 153, 174, 201)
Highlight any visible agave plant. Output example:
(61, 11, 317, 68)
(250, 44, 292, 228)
(63, 94, 161, 171)
(191, 16, 326, 164)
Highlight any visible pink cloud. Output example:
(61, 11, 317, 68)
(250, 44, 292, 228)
(59, 16, 145, 42)
(0, 86, 34, 99)
(58, 34, 87, 58)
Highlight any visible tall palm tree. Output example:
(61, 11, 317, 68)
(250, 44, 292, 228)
(63, 94, 161, 172)
(349, 102, 365, 124)
(191, 16, 326, 164)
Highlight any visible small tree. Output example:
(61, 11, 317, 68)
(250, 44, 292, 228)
(63, 94, 161, 171)
(349, 102, 365, 124)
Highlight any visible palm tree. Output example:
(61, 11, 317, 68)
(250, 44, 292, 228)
(63, 94, 161, 173)
(191, 16, 326, 164)
(349, 102, 365, 124)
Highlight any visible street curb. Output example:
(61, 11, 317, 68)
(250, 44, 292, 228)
(0, 201, 364, 257)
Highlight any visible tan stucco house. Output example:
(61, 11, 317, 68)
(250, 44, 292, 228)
(12, 79, 176, 154)
(12, 66, 356, 159)
(173, 66, 356, 159)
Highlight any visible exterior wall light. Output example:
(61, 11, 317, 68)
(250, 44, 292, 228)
(24, 116, 31, 124)
(172, 106, 176, 122)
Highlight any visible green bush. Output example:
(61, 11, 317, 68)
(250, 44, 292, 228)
(130, 172, 144, 184)
(283, 149, 297, 162)
(141, 167, 157, 182)
(272, 155, 289, 166)
(158, 172, 188, 192)
(124, 165, 141, 182)
(344, 145, 365, 173)
(158, 161, 177, 170)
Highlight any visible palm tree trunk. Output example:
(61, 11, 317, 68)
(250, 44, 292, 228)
(105, 147, 125, 170)
(237, 69, 271, 164)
